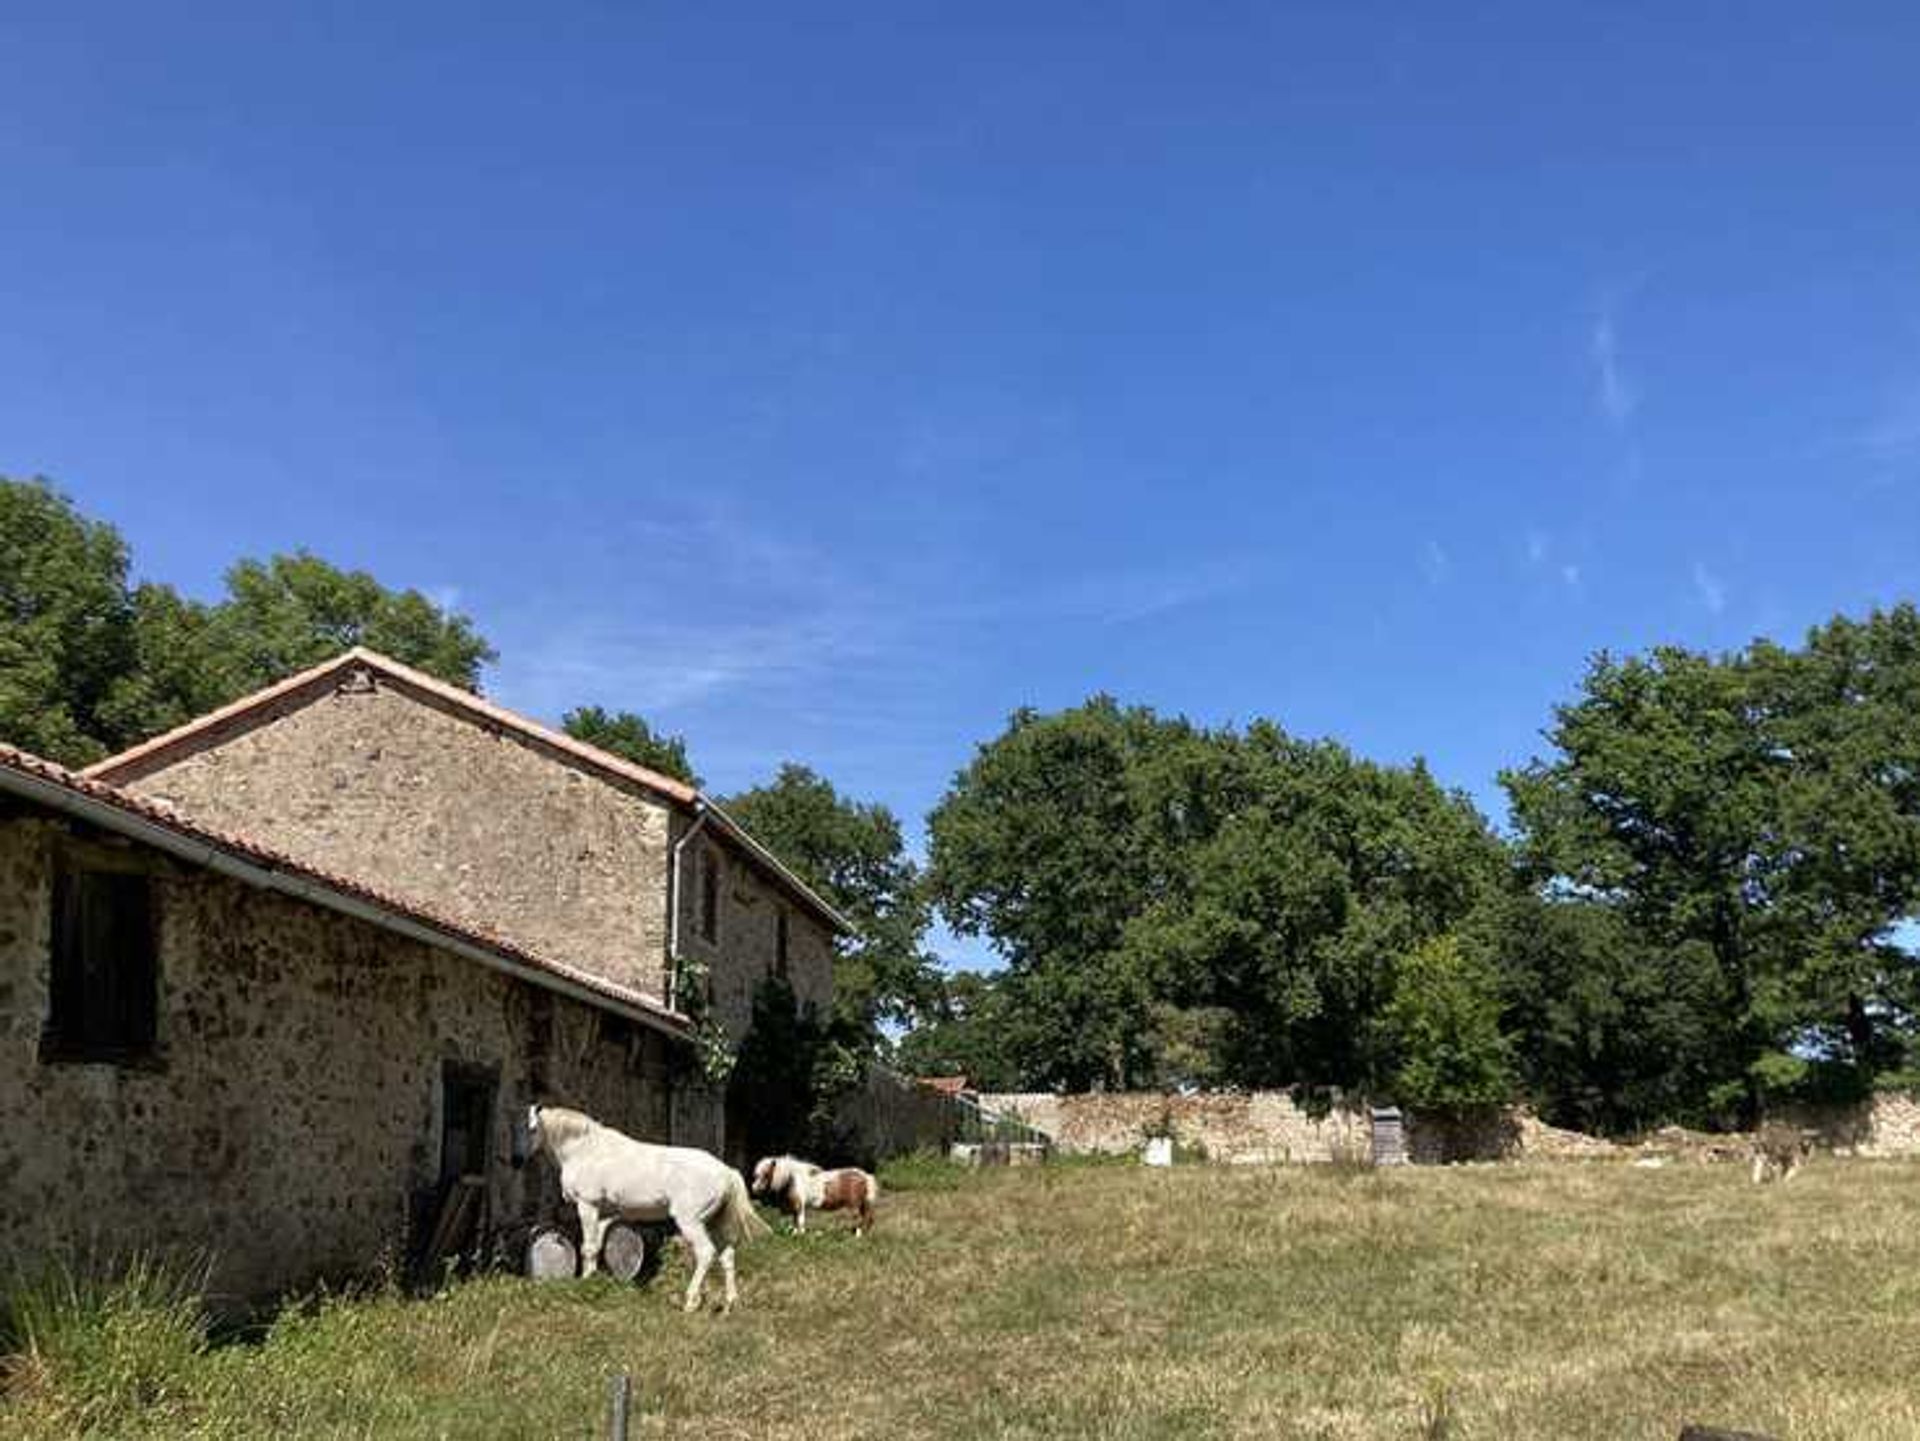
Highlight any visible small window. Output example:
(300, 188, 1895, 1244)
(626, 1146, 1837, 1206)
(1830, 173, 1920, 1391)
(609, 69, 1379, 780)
(699, 849, 719, 943)
(43, 866, 157, 1063)
(775, 907, 790, 979)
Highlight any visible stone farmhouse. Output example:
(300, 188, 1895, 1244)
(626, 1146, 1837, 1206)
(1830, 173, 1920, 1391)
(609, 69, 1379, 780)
(1, 648, 848, 1298)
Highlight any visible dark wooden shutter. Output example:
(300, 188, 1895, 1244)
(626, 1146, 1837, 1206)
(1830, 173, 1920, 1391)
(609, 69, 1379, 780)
(47, 868, 156, 1060)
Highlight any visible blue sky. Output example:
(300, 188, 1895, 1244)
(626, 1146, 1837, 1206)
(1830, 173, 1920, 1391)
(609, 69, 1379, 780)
(5, 7, 1920, 965)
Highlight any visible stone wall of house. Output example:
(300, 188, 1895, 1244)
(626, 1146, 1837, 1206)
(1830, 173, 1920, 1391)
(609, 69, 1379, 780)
(675, 816, 836, 1043)
(0, 812, 676, 1301)
(112, 673, 677, 1001)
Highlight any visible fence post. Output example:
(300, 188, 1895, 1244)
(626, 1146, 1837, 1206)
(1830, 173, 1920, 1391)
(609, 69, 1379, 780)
(608, 1371, 631, 1441)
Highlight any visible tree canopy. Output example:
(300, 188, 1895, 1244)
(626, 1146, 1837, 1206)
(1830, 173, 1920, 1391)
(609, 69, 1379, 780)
(1503, 608, 1920, 1121)
(0, 478, 496, 765)
(560, 705, 699, 786)
(927, 698, 1507, 1093)
(722, 763, 939, 1052)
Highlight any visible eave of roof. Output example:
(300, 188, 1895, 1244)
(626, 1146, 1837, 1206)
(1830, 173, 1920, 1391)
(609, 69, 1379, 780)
(0, 743, 693, 1040)
(84, 647, 855, 935)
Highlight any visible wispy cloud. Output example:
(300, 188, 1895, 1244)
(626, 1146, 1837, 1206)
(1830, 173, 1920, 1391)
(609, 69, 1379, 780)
(1692, 560, 1726, 615)
(498, 613, 880, 718)
(1419, 539, 1449, 587)
(488, 494, 1258, 732)
(1001, 562, 1255, 626)
(1590, 309, 1638, 428)
(1524, 529, 1582, 592)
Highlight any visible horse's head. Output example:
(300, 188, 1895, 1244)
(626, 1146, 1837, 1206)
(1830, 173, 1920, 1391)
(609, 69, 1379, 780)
(750, 1156, 776, 1194)
(511, 1104, 543, 1169)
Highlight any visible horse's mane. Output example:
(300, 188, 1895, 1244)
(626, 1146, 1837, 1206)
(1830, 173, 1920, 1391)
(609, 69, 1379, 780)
(536, 1105, 598, 1146)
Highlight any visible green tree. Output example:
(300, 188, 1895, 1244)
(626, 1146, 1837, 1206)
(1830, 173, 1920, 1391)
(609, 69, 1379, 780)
(722, 763, 938, 1051)
(1504, 609, 1920, 1120)
(97, 584, 241, 746)
(1130, 724, 1505, 1092)
(1382, 935, 1514, 1110)
(210, 552, 494, 691)
(0, 478, 140, 764)
(0, 480, 499, 764)
(560, 705, 699, 786)
(1468, 890, 1732, 1133)
(926, 699, 1504, 1092)
(893, 970, 1025, 1091)
(927, 698, 1189, 1088)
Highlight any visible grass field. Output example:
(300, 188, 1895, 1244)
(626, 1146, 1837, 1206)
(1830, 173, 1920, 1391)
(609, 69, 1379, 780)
(6, 1154, 1920, 1439)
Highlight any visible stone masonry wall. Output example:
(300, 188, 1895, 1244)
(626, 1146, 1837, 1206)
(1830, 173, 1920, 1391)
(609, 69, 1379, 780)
(669, 818, 839, 1158)
(676, 818, 836, 1041)
(982, 1089, 1920, 1164)
(0, 812, 674, 1301)
(984, 1091, 1373, 1164)
(117, 673, 676, 1002)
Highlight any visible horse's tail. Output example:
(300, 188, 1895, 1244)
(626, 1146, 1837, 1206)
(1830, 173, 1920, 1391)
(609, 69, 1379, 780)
(716, 1166, 772, 1247)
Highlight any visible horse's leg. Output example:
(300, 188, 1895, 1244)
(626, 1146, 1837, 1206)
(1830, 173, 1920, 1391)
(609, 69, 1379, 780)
(718, 1244, 737, 1314)
(578, 1201, 607, 1277)
(795, 1200, 807, 1235)
(675, 1212, 716, 1314)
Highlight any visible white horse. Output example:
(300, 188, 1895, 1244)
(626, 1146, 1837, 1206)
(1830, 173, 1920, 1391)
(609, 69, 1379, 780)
(751, 1155, 879, 1236)
(517, 1104, 768, 1313)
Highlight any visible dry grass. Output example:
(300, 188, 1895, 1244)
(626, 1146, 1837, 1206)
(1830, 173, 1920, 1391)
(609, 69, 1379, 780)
(6, 1155, 1920, 1438)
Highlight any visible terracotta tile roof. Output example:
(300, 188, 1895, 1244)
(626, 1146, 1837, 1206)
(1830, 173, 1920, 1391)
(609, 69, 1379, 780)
(0, 742, 692, 1038)
(918, 1075, 971, 1096)
(84, 647, 852, 934)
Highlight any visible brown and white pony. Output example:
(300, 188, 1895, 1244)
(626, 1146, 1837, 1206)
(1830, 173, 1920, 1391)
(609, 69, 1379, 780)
(751, 1155, 878, 1236)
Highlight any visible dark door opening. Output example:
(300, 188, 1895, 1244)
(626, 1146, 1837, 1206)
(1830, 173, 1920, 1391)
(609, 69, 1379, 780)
(413, 1061, 498, 1288)
(440, 1062, 497, 1185)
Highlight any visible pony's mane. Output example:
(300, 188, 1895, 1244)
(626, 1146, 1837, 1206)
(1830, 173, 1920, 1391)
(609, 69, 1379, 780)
(770, 1155, 821, 1191)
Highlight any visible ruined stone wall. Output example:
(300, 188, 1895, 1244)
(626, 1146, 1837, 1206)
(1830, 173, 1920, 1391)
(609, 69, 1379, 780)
(116, 675, 676, 1001)
(983, 1091, 1373, 1164)
(0, 813, 674, 1301)
(1781, 1092, 1920, 1157)
(983, 1089, 1920, 1165)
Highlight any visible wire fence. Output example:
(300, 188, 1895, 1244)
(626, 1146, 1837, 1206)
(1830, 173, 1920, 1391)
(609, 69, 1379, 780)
(946, 1090, 1052, 1147)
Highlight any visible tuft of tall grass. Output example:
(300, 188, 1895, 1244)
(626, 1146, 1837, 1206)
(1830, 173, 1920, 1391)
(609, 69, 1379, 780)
(876, 1147, 969, 1192)
(1, 1248, 212, 1435)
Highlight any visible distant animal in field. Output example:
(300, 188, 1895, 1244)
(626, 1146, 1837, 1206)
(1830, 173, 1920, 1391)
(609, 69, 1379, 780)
(751, 1155, 879, 1236)
(1749, 1122, 1812, 1185)
(514, 1104, 769, 1313)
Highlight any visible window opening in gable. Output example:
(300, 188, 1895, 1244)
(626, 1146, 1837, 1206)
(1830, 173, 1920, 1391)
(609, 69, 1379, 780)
(699, 848, 720, 943)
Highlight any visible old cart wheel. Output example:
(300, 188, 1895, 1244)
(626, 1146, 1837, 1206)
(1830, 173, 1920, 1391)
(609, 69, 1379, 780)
(601, 1220, 648, 1282)
(526, 1225, 578, 1280)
